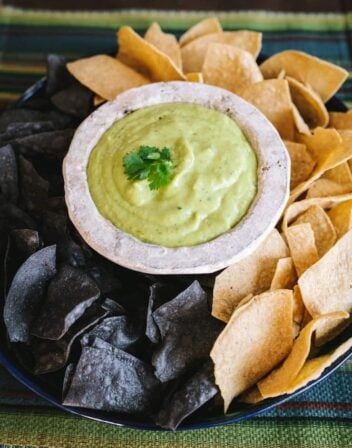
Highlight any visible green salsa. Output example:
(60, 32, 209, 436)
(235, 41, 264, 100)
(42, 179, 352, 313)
(87, 103, 257, 247)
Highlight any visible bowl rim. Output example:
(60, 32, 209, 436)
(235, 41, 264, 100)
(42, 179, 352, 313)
(63, 81, 290, 275)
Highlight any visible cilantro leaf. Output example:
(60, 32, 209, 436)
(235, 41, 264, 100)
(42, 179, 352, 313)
(123, 145, 173, 191)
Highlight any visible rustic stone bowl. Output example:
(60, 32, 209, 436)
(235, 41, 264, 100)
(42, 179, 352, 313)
(63, 82, 290, 274)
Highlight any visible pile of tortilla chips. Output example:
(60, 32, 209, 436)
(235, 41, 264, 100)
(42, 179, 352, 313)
(2, 16, 352, 428)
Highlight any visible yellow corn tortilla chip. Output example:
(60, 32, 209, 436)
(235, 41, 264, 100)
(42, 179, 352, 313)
(211, 289, 294, 412)
(282, 193, 352, 234)
(117, 26, 185, 81)
(277, 69, 286, 79)
(286, 76, 329, 128)
(66, 55, 150, 101)
(181, 31, 262, 73)
(292, 205, 336, 256)
(179, 17, 222, 47)
(237, 294, 254, 309)
(260, 50, 348, 102)
(329, 110, 352, 129)
(255, 312, 348, 400)
(293, 285, 305, 327)
(284, 140, 315, 190)
(144, 22, 182, 69)
(239, 79, 295, 140)
(298, 228, 352, 343)
(186, 72, 203, 82)
(270, 257, 297, 290)
(285, 223, 319, 276)
(286, 336, 352, 393)
(291, 103, 311, 135)
(212, 229, 289, 322)
(290, 128, 352, 204)
(93, 95, 105, 106)
(306, 178, 352, 199)
(202, 44, 263, 95)
(242, 331, 352, 404)
(323, 162, 352, 184)
(328, 199, 352, 238)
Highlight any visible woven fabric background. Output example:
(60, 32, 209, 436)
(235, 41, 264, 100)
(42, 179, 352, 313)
(0, 7, 352, 448)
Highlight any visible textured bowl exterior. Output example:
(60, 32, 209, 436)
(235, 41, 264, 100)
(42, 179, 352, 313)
(63, 81, 290, 274)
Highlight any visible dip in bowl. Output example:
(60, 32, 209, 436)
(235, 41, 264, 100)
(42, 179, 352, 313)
(64, 82, 290, 274)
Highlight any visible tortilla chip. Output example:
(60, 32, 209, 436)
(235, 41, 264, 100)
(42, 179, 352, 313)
(328, 199, 352, 238)
(284, 140, 315, 190)
(298, 228, 352, 343)
(282, 193, 352, 234)
(292, 205, 336, 256)
(290, 128, 352, 203)
(4, 245, 57, 343)
(179, 17, 222, 47)
(306, 178, 352, 199)
(285, 223, 319, 276)
(0, 144, 18, 204)
(270, 257, 297, 290)
(212, 229, 289, 322)
(211, 290, 293, 412)
(186, 72, 203, 82)
(256, 311, 349, 399)
(31, 265, 101, 340)
(286, 76, 329, 128)
(285, 336, 352, 393)
(144, 22, 182, 69)
(293, 285, 305, 327)
(236, 294, 255, 310)
(291, 103, 311, 135)
(323, 162, 352, 184)
(63, 343, 161, 414)
(93, 95, 105, 106)
(260, 50, 348, 102)
(67, 55, 149, 101)
(117, 26, 185, 81)
(329, 110, 352, 129)
(202, 44, 263, 94)
(238, 79, 295, 140)
(181, 31, 262, 73)
(151, 281, 224, 382)
(155, 360, 218, 430)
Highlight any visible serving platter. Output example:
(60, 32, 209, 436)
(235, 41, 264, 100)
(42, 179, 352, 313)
(0, 70, 351, 430)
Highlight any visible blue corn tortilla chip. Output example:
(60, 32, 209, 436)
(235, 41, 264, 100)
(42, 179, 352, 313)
(3, 245, 57, 343)
(46, 54, 74, 97)
(31, 264, 100, 340)
(146, 282, 186, 344)
(14, 129, 75, 160)
(32, 301, 111, 374)
(19, 156, 49, 216)
(5, 121, 55, 140)
(0, 109, 50, 132)
(0, 145, 18, 204)
(51, 83, 93, 118)
(0, 203, 37, 231)
(81, 315, 142, 355)
(155, 360, 219, 430)
(62, 363, 76, 399)
(11, 229, 40, 257)
(63, 342, 160, 414)
(151, 281, 224, 382)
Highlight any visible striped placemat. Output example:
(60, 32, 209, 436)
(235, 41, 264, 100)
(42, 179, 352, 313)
(0, 7, 352, 447)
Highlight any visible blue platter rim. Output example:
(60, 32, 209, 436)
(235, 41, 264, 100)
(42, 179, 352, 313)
(0, 69, 351, 431)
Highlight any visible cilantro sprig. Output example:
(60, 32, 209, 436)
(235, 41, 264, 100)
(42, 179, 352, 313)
(123, 145, 174, 191)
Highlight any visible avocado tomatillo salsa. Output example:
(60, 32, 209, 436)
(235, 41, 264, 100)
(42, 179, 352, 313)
(87, 102, 257, 247)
